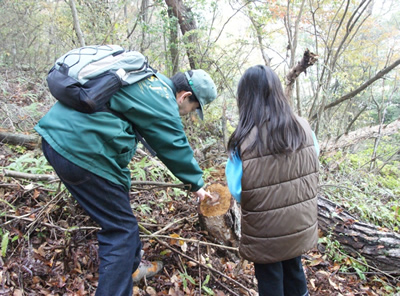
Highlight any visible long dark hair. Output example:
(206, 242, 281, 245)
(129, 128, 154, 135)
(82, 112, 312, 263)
(227, 65, 307, 157)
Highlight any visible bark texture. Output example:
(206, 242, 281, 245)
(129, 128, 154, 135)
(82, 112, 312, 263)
(164, 0, 198, 69)
(318, 195, 400, 272)
(0, 131, 40, 150)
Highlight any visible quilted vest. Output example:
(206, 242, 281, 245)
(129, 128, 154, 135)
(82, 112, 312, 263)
(239, 117, 319, 263)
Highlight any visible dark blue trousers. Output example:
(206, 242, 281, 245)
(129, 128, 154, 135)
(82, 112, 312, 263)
(254, 256, 309, 296)
(42, 139, 142, 296)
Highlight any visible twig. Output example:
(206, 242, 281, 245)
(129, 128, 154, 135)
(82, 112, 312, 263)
(151, 217, 187, 236)
(159, 239, 250, 294)
(210, 272, 241, 296)
(198, 241, 202, 295)
(0, 212, 35, 227)
(26, 189, 66, 233)
(141, 234, 238, 251)
(2, 169, 192, 192)
(139, 224, 250, 294)
(0, 183, 20, 189)
(130, 181, 188, 187)
(0, 214, 100, 232)
(2, 169, 59, 182)
(320, 184, 364, 193)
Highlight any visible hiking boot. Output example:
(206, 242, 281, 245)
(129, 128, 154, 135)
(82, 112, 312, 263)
(132, 259, 163, 283)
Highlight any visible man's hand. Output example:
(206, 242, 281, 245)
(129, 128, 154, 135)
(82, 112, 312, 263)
(194, 188, 219, 205)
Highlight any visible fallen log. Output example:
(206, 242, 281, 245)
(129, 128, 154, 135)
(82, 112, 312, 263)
(320, 119, 400, 154)
(0, 131, 40, 150)
(198, 184, 400, 272)
(318, 195, 400, 273)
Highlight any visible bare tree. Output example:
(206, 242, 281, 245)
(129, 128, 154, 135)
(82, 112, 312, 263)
(248, 13, 272, 67)
(68, 0, 85, 47)
(284, 0, 306, 109)
(310, 57, 400, 120)
(308, 0, 373, 135)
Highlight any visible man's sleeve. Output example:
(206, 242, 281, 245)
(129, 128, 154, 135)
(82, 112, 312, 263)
(135, 114, 204, 192)
(111, 79, 204, 192)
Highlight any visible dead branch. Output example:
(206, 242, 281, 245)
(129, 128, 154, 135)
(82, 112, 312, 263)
(2, 169, 58, 182)
(2, 169, 191, 190)
(285, 49, 318, 98)
(139, 223, 253, 295)
(141, 234, 238, 252)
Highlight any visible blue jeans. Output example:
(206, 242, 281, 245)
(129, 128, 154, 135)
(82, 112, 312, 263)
(254, 256, 309, 296)
(42, 139, 142, 296)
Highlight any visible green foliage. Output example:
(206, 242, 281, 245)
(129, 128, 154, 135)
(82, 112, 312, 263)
(0, 229, 9, 258)
(134, 203, 152, 216)
(201, 274, 214, 295)
(6, 152, 53, 174)
(129, 153, 178, 184)
(179, 266, 197, 291)
(321, 134, 400, 232)
(202, 166, 217, 180)
(318, 234, 368, 281)
(371, 277, 400, 295)
(7, 144, 27, 155)
(130, 157, 148, 181)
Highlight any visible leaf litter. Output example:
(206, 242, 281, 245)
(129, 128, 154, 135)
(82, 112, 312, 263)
(0, 147, 399, 295)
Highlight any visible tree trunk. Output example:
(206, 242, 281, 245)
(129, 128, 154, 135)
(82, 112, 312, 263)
(139, 0, 149, 53)
(164, 0, 198, 69)
(248, 14, 271, 67)
(198, 183, 240, 248)
(284, 0, 306, 106)
(318, 195, 400, 272)
(68, 0, 85, 47)
(166, 4, 179, 75)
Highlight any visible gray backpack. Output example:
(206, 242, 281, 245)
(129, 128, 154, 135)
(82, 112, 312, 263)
(46, 45, 157, 155)
(47, 44, 156, 113)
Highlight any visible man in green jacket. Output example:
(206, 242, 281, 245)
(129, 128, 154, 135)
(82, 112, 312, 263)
(35, 69, 217, 296)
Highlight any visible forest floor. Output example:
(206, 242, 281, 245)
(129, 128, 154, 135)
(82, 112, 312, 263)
(1, 149, 399, 296)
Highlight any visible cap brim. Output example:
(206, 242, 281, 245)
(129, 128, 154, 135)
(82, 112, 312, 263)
(196, 108, 204, 120)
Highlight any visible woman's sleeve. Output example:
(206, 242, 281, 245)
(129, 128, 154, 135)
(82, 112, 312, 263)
(311, 131, 320, 157)
(225, 152, 242, 203)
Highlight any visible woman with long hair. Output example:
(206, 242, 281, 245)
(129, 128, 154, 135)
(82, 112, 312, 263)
(226, 65, 320, 296)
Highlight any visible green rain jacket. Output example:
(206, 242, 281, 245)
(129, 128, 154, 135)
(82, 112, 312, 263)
(34, 73, 204, 192)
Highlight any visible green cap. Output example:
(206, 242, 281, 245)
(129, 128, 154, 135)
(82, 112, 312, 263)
(185, 69, 217, 120)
